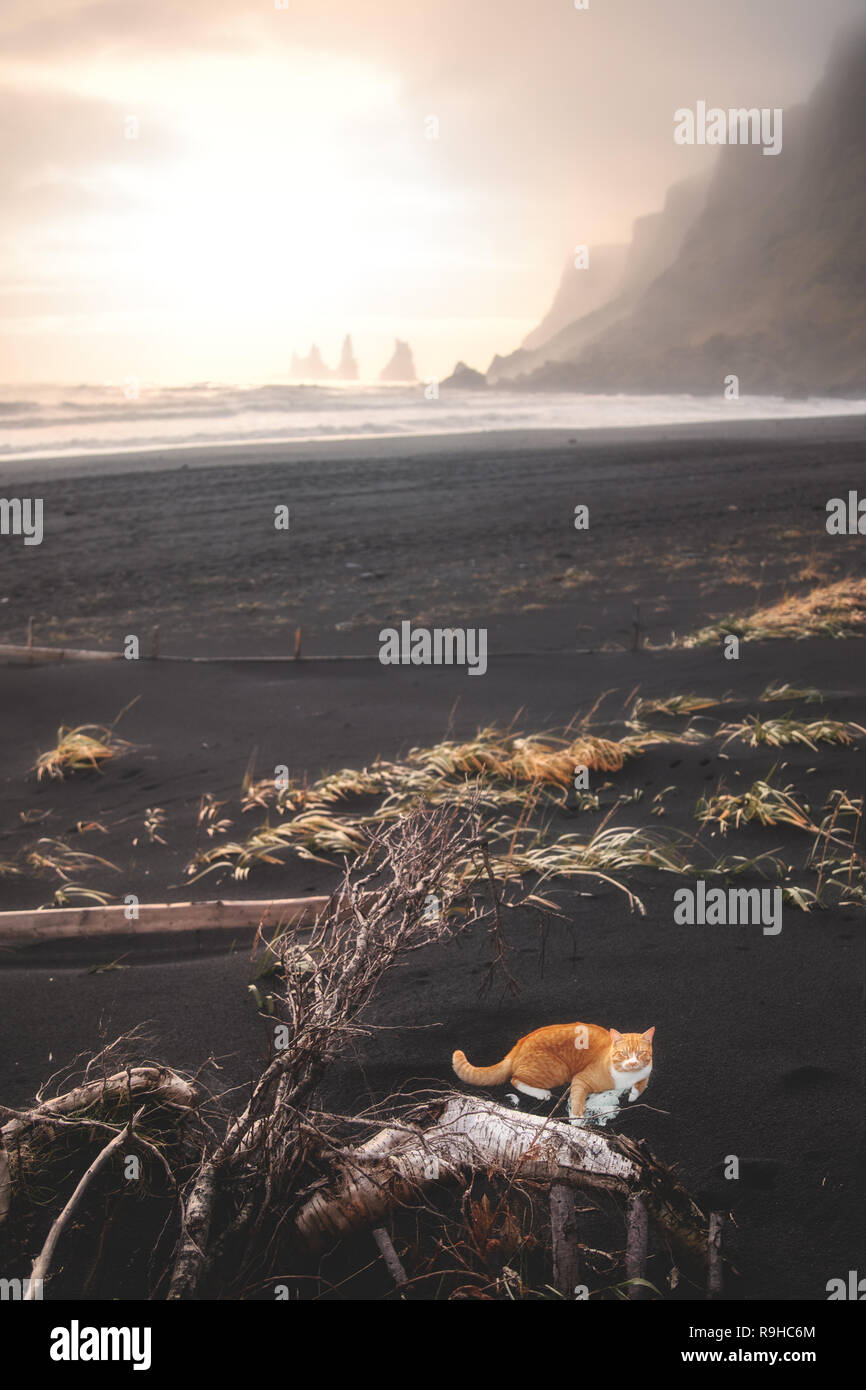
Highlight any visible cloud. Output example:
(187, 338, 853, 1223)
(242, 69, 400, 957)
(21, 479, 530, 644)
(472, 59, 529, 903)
(0, 0, 250, 59)
(0, 84, 178, 223)
(1, 3, 859, 240)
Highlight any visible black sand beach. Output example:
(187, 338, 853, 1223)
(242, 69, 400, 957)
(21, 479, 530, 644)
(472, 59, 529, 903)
(1, 418, 864, 1301)
(2, 415, 865, 657)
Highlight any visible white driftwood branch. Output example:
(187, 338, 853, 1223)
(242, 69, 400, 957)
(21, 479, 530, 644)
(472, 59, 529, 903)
(296, 1095, 708, 1271)
(372, 1227, 408, 1289)
(298, 1095, 633, 1249)
(0, 1065, 198, 1226)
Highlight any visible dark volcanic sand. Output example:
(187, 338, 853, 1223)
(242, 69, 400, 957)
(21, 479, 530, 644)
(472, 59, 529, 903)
(2, 416, 865, 656)
(0, 419, 864, 1300)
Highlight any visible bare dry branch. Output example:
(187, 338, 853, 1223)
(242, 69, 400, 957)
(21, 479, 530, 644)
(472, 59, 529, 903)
(25, 1107, 144, 1297)
(0, 1065, 198, 1226)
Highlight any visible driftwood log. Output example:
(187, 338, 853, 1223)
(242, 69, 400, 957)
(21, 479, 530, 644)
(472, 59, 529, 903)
(0, 1065, 199, 1226)
(0, 897, 331, 945)
(0, 642, 121, 664)
(296, 1094, 709, 1272)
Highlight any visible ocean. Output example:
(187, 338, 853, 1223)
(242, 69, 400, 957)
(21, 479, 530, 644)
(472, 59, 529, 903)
(2, 381, 866, 464)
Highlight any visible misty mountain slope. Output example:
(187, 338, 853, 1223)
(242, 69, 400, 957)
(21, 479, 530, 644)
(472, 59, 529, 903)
(489, 176, 708, 384)
(519, 243, 628, 352)
(503, 29, 866, 396)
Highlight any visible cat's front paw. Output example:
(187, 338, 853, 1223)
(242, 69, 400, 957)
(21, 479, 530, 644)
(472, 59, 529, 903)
(628, 1086, 640, 1103)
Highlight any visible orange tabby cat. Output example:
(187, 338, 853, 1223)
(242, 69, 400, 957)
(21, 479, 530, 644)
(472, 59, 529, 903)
(453, 1023, 654, 1121)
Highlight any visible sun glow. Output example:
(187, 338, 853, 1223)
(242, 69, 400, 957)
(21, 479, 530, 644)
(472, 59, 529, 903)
(0, 47, 482, 380)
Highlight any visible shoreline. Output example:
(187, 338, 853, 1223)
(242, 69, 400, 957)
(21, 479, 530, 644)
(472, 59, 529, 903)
(3, 411, 866, 484)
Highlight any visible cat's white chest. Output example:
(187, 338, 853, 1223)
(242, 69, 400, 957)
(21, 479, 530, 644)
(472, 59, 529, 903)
(610, 1062, 652, 1090)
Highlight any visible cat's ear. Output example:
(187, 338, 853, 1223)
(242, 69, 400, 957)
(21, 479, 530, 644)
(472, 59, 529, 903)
(642, 1027, 655, 1041)
(609, 1029, 622, 1042)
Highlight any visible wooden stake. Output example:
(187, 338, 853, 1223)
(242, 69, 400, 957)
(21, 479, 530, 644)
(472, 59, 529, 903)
(550, 1181, 581, 1297)
(625, 1193, 649, 1298)
(631, 602, 642, 652)
(706, 1211, 724, 1299)
(294, 626, 302, 660)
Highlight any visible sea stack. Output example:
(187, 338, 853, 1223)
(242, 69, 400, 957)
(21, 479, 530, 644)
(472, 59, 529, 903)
(290, 344, 331, 380)
(336, 334, 359, 380)
(379, 339, 416, 382)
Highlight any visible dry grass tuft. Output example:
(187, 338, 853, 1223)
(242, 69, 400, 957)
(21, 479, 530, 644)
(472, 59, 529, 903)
(631, 693, 719, 718)
(719, 716, 862, 750)
(758, 682, 824, 705)
(191, 726, 672, 884)
(239, 726, 650, 823)
(33, 723, 134, 781)
(677, 578, 866, 647)
(696, 777, 813, 834)
(415, 729, 631, 782)
(20, 837, 121, 884)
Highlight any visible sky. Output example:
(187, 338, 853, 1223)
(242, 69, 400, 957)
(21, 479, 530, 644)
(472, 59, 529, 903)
(0, 0, 862, 386)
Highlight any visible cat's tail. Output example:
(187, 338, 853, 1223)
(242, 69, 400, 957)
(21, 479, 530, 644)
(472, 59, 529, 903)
(452, 1048, 515, 1086)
